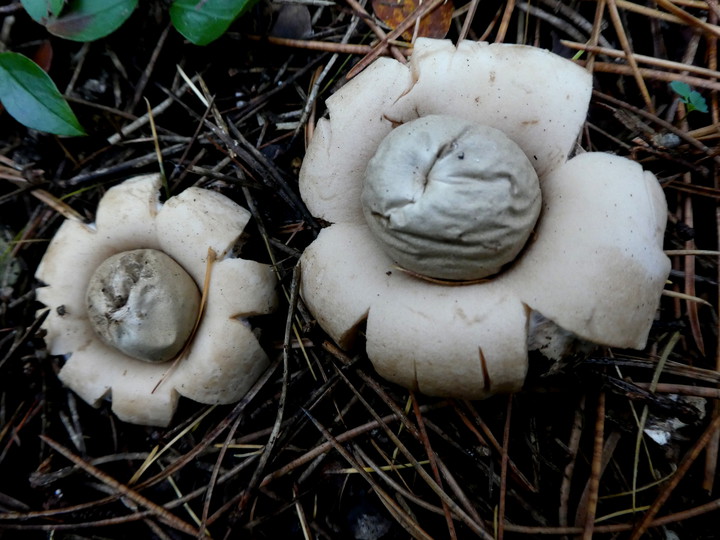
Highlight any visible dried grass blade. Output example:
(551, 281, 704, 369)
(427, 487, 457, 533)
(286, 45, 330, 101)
(628, 333, 680, 512)
(0, 512, 156, 532)
(495, 0, 516, 43)
(244, 34, 376, 55)
(199, 411, 246, 536)
(665, 249, 720, 256)
(655, 0, 720, 38)
(106, 93, 178, 146)
(559, 397, 585, 526)
(662, 289, 712, 306)
(260, 404, 440, 487)
(346, 0, 445, 79)
(293, 485, 313, 540)
(128, 405, 216, 485)
(679, 165, 707, 355)
(0, 310, 48, 373)
(143, 96, 166, 192)
(633, 382, 720, 399)
(576, 61, 720, 92)
(458, 0, 481, 41)
(411, 392, 456, 538)
(607, 0, 655, 112)
(39, 436, 203, 537)
(459, 400, 536, 492)
(496, 395, 512, 540)
(706, 171, 720, 492)
(586, 0, 607, 73)
(563, 40, 720, 79)
(628, 413, 720, 540)
(343, 0, 407, 64)
(31, 189, 86, 223)
(232, 265, 300, 520)
(350, 371, 494, 538)
(582, 393, 606, 539)
(354, 445, 445, 513)
(594, 90, 720, 165)
(616, 0, 685, 24)
(305, 410, 434, 540)
(135, 360, 279, 495)
(665, 182, 720, 200)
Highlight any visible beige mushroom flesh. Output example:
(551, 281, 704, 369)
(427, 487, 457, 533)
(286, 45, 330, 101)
(298, 38, 671, 399)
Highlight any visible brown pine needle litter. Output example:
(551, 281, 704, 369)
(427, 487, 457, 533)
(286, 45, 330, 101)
(2, 0, 720, 538)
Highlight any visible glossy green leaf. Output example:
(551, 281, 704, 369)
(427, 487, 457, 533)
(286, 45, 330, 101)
(669, 80, 691, 99)
(670, 80, 708, 114)
(170, 0, 256, 45)
(0, 52, 86, 136)
(688, 91, 708, 114)
(45, 0, 137, 41)
(21, 0, 65, 22)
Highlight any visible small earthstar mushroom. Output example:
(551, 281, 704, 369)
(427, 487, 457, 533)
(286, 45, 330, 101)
(298, 38, 671, 398)
(36, 174, 277, 426)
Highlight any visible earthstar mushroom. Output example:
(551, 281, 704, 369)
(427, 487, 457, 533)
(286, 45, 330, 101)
(299, 38, 671, 398)
(36, 174, 278, 426)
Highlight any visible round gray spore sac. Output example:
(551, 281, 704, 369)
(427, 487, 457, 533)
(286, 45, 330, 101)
(86, 249, 201, 362)
(362, 114, 542, 280)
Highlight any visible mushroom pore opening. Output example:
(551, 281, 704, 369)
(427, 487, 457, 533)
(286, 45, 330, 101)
(361, 114, 542, 281)
(85, 248, 201, 363)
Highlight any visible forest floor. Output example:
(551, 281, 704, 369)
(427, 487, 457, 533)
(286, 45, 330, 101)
(2, 0, 720, 538)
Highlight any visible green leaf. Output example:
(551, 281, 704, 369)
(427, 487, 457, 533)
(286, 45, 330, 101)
(45, 0, 137, 42)
(21, 0, 65, 22)
(688, 90, 708, 114)
(669, 80, 691, 99)
(670, 80, 708, 114)
(170, 0, 256, 45)
(0, 52, 86, 136)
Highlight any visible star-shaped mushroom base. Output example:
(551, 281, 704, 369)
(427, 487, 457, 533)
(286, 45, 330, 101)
(299, 39, 670, 398)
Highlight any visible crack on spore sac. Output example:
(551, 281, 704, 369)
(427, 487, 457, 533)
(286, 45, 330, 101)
(102, 252, 153, 314)
(423, 137, 462, 194)
(435, 133, 464, 161)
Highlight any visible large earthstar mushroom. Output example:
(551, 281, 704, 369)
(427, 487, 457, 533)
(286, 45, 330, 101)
(298, 38, 671, 398)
